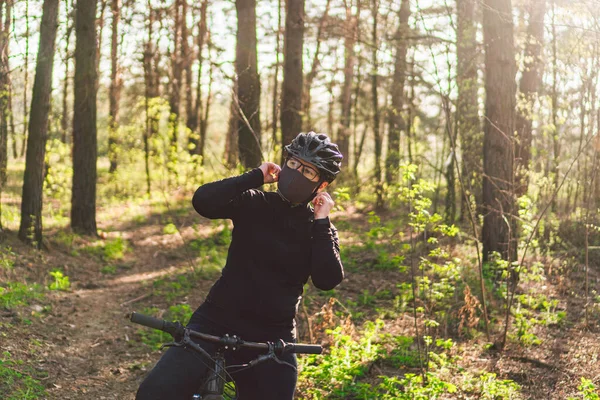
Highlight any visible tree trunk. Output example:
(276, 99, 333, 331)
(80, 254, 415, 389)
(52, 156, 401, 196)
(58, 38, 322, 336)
(337, 1, 359, 170)
(169, 0, 183, 153)
(371, 0, 383, 210)
(550, 0, 559, 212)
(95, 0, 107, 78)
(198, 39, 213, 165)
(21, 0, 30, 157)
(406, 56, 415, 164)
(326, 54, 336, 140)
(188, 0, 208, 155)
(280, 0, 305, 164)
(71, 0, 98, 235)
(8, 78, 16, 159)
(481, 0, 517, 262)
(271, 0, 282, 153)
(18, 0, 59, 245)
(457, 0, 482, 220)
(142, 2, 158, 196)
(444, 106, 456, 222)
(61, 0, 73, 144)
(225, 81, 239, 168)
(0, 0, 12, 192)
(351, 13, 365, 184)
(302, 0, 331, 131)
(235, 0, 262, 168)
(181, 0, 193, 156)
(385, 0, 410, 185)
(515, 0, 546, 198)
(108, 0, 121, 174)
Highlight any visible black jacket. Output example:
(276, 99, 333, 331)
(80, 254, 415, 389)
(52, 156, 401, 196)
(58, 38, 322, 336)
(190, 168, 344, 333)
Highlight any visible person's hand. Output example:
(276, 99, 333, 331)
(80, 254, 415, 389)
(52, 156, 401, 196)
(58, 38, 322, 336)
(259, 162, 281, 184)
(312, 192, 334, 220)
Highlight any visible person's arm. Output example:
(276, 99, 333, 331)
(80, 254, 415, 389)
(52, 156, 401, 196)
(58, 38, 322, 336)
(192, 162, 281, 220)
(192, 168, 264, 220)
(310, 218, 344, 290)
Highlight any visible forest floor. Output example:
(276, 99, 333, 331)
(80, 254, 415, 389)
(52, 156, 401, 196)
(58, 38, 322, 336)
(2, 181, 600, 398)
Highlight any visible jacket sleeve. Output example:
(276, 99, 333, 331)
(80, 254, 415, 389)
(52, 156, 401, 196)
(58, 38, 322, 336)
(310, 218, 344, 290)
(192, 168, 264, 221)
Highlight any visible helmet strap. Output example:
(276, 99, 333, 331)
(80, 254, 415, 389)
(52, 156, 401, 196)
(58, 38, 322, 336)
(305, 178, 324, 205)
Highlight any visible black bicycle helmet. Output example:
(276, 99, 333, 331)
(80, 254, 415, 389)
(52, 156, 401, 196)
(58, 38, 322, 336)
(285, 132, 343, 182)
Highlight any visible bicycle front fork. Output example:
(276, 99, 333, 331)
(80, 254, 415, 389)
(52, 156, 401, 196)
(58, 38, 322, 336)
(196, 350, 227, 400)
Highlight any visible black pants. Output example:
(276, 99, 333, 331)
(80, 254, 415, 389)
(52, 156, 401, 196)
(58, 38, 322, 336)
(135, 313, 297, 400)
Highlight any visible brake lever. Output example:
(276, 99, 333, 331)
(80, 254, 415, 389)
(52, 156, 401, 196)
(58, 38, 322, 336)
(160, 341, 184, 350)
(272, 355, 298, 372)
(248, 352, 276, 367)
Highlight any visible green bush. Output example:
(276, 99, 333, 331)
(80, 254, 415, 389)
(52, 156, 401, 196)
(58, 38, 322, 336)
(48, 270, 71, 291)
(163, 223, 178, 235)
(0, 247, 16, 270)
(0, 283, 44, 309)
(568, 377, 600, 400)
(298, 320, 383, 399)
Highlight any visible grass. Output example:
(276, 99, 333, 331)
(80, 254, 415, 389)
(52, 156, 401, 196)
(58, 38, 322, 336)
(0, 352, 47, 400)
(79, 237, 129, 261)
(136, 304, 194, 349)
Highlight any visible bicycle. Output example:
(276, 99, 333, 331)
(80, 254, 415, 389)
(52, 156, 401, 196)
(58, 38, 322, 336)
(129, 312, 323, 400)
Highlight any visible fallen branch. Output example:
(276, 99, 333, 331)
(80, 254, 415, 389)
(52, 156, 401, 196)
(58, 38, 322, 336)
(120, 293, 151, 307)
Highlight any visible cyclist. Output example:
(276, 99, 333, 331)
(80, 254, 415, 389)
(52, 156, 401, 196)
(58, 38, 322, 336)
(136, 132, 345, 400)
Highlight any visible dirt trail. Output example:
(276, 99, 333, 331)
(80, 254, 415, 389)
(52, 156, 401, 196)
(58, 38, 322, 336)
(37, 217, 212, 399)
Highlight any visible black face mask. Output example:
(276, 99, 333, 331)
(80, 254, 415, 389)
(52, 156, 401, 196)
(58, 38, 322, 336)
(277, 165, 321, 205)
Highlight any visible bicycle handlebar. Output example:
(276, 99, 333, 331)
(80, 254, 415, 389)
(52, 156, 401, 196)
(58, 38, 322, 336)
(288, 343, 322, 355)
(129, 312, 322, 355)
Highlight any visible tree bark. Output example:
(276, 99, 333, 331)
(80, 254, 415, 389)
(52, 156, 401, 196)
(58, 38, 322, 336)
(95, 0, 108, 78)
(515, 0, 546, 198)
(326, 53, 336, 141)
(371, 0, 383, 209)
(8, 78, 16, 160)
(61, 0, 73, 144)
(18, 0, 59, 245)
(302, 0, 331, 131)
(1, 1, 15, 163)
(550, 0, 559, 212)
(71, 0, 98, 235)
(198, 40, 213, 165)
(481, 0, 517, 262)
(271, 0, 282, 153)
(352, 48, 366, 182)
(280, 0, 305, 164)
(235, 0, 262, 168)
(181, 0, 193, 156)
(20, 0, 30, 157)
(142, 2, 158, 196)
(457, 0, 482, 220)
(385, 0, 410, 185)
(169, 0, 183, 153)
(0, 0, 12, 191)
(188, 0, 208, 156)
(225, 81, 239, 168)
(108, 0, 121, 173)
(336, 0, 359, 170)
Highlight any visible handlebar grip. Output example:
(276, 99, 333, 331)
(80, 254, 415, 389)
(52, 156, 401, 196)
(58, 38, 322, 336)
(290, 343, 323, 355)
(130, 312, 166, 331)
